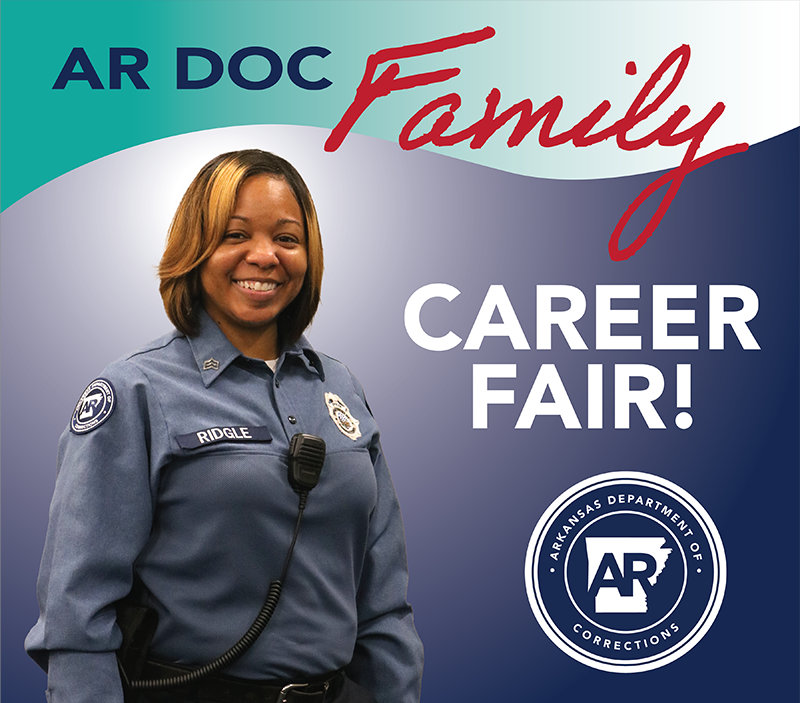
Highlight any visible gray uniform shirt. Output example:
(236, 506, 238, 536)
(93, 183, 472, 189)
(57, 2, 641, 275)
(26, 310, 423, 703)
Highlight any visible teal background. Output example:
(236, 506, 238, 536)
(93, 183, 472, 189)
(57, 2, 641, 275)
(2, 1, 797, 210)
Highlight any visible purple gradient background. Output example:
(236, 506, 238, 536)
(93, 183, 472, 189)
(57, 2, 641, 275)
(2, 126, 797, 701)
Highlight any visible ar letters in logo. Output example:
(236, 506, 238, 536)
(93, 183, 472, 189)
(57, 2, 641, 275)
(525, 472, 725, 673)
(70, 378, 116, 434)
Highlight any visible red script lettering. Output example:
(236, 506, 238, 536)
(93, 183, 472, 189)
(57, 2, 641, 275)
(326, 31, 749, 261)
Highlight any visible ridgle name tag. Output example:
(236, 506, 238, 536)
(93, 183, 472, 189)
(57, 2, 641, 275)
(176, 426, 272, 450)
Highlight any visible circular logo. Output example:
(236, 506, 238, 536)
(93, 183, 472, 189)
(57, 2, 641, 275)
(70, 378, 116, 434)
(525, 472, 725, 673)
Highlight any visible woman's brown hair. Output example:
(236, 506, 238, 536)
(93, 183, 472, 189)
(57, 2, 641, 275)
(158, 150, 323, 346)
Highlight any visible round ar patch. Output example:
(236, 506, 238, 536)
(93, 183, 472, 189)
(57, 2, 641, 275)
(70, 378, 116, 434)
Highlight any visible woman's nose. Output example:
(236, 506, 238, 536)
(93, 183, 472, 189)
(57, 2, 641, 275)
(245, 236, 279, 267)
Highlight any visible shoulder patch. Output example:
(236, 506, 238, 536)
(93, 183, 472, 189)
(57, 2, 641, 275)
(325, 392, 361, 441)
(70, 378, 116, 434)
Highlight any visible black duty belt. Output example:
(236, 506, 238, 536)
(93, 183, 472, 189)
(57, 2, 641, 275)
(138, 660, 344, 703)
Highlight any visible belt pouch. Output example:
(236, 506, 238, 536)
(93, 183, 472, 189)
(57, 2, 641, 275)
(116, 599, 159, 686)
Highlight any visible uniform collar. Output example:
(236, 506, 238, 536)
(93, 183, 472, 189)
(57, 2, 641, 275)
(284, 341, 325, 382)
(187, 308, 325, 386)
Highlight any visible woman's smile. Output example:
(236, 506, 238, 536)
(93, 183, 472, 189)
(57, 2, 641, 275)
(234, 279, 279, 293)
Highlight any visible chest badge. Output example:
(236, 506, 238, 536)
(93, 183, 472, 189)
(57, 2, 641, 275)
(325, 392, 361, 440)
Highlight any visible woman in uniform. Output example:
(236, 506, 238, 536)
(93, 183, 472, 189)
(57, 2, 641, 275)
(26, 149, 424, 703)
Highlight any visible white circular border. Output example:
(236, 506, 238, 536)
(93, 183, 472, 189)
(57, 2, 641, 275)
(524, 472, 726, 673)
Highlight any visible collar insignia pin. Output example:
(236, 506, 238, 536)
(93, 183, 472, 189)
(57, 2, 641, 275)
(203, 358, 220, 370)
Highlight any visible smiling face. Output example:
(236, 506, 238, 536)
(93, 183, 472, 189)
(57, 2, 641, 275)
(199, 174, 308, 359)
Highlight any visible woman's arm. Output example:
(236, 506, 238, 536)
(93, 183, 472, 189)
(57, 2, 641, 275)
(26, 363, 164, 703)
(345, 375, 424, 702)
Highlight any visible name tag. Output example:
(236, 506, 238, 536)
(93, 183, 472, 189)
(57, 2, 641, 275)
(176, 425, 272, 450)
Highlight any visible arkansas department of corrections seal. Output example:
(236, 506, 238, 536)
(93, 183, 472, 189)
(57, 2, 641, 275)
(524, 472, 726, 673)
(70, 378, 116, 434)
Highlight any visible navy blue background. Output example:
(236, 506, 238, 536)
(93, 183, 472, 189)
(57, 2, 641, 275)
(399, 130, 799, 701)
(2, 128, 797, 701)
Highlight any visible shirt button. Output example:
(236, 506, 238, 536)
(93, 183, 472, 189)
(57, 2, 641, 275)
(288, 415, 297, 424)
(275, 379, 280, 388)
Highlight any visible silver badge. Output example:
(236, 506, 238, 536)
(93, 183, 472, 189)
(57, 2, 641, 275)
(203, 358, 220, 370)
(325, 392, 361, 440)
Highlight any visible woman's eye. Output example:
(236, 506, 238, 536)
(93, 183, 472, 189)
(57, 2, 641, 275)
(223, 231, 246, 240)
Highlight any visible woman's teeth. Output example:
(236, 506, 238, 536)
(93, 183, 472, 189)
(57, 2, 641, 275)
(236, 280, 277, 291)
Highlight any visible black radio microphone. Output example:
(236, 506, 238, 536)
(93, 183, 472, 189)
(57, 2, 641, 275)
(288, 433, 326, 492)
